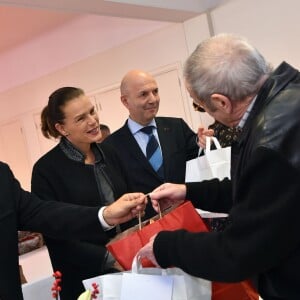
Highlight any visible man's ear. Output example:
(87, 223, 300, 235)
(210, 93, 232, 113)
(121, 95, 129, 109)
(55, 123, 68, 137)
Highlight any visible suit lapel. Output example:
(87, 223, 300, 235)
(120, 122, 159, 176)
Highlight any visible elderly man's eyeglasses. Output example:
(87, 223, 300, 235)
(192, 102, 206, 113)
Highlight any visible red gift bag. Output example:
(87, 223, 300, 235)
(107, 200, 259, 300)
(204, 220, 259, 299)
(212, 280, 258, 300)
(106, 201, 209, 270)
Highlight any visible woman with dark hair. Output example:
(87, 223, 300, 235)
(31, 87, 132, 300)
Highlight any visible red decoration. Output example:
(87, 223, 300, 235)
(51, 271, 62, 299)
(91, 282, 100, 299)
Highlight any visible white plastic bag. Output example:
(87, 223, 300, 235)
(185, 136, 231, 182)
(82, 256, 211, 300)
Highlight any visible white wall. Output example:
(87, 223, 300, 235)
(0, 23, 189, 118)
(211, 0, 300, 68)
(183, 14, 215, 126)
(0, 15, 170, 93)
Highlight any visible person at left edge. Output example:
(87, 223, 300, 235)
(31, 87, 133, 299)
(0, 161, 146, 300)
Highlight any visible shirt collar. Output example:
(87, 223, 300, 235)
(127, 117, 157, 135)
(237, 95, 257, 129)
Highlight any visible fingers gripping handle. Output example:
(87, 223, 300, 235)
(205, 136, 221, 152)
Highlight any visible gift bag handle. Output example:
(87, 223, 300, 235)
(132, 255, 167, 275)
(132, 254, 142, 273)
(138, 196, 162, 230)
(196, 136, 222, 156)
(205, 136, 221, 153)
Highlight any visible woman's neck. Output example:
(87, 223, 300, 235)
(83, 148, 95, 164)
(67, 138, 95, 164)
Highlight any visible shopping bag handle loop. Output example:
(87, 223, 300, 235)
(132, 254, 142, 273)
(132, 254, 167, 276)
(205, 136, 221, 152)
(138, 197, 162, 230)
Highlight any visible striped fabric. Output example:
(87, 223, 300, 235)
(140, 126, 164, 179)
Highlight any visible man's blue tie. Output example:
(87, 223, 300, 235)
(140, 126, 164, 179)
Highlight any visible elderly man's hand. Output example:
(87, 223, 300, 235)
(150, 183, 186, 212)
(137, 235, 160, 267)
(103, 193, 147, 226)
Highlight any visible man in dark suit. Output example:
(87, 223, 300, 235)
(0, 162, 146, 300)
(103, 70, 198, 218)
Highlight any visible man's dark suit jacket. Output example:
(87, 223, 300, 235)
(0, 162, 104, 300)
(103, 117, 198, 218)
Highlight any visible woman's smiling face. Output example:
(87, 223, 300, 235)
(56, 95, 102, 149)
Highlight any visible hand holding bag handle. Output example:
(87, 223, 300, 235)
(196, 136, 222, 157)
(106, 201, 209, 270)
(131, 254, 166, 275)
(185, 136, 231, 182)
(121, 255, 174, 300)
(128, 254, 211, 300)
(205, 136, 222, 152)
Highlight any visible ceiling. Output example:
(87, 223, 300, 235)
(0, 0, 227, 92)
(0, 0, 227, 54)
(0, 6, 79, 54)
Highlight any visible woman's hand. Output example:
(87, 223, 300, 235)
(103, 193, 147, 225)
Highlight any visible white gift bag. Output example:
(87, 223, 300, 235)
(185, 136, 231, 182)
(82, 256, 211, 300)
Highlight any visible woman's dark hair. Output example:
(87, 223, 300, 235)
(41, 87, 84, 139)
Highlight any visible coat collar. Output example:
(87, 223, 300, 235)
(238, 62, 299, 146)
